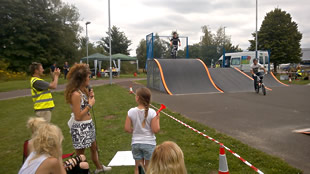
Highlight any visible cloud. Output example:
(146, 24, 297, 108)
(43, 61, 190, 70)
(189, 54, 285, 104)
(63, 0, 310, 56)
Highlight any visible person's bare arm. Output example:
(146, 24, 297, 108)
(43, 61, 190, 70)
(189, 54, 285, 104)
(151, 113, 160, 133)
(124, 116, 133, 133)
(250, 69, 254, 75)
(49, 68, 61, 89)
(71, 91, 94, 121)
(37, 157, 66, 174)
(261, 67, 267, 73)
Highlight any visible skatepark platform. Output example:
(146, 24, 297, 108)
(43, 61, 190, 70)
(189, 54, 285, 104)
(147, 59, 287, 95)
(147, 59, 222, 95)
(209, 68, 254, 93)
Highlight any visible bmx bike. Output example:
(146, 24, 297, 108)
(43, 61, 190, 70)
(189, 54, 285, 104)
(170, 45, 178, 59)
(255, 74, 266, 95)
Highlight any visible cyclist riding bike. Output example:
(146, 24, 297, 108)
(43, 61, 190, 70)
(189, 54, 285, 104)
(250, 58, 267, 91)
(170, 32, 181, 58)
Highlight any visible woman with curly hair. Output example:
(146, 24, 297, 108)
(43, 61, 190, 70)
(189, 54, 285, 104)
(19, 118, 89, 174)
(65, 63, 111, 173)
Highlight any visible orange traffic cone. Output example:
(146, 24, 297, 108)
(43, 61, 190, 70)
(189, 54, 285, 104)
(129, 86, 134, 94)
(218, 144, 229, 174)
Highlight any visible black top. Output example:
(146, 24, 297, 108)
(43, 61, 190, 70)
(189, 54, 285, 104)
(170, 37, 180, 46)
(50, 65, 56, 72)
(63, 65, 69, 73)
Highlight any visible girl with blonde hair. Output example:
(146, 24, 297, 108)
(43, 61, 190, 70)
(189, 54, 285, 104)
(19, 119, 89, 174)
(147, 141, 187, 174)
(124, 87, 160, 174)
(65, 63, 111, 173)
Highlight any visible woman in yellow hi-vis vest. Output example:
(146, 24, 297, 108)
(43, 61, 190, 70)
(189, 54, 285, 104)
(29, 62, 60, 122)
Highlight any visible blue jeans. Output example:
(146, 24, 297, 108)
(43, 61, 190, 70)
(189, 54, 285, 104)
(132, 144, 155, 160)
(252, 72, 263, 89)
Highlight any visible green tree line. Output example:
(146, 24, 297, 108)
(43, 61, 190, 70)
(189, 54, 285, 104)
(136, 26, 242, 68)
(0, 0, 132, 72)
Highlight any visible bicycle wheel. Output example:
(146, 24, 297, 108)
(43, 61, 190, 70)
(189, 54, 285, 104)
(262, 84, 266, 95)
(255, 84, 259, 93)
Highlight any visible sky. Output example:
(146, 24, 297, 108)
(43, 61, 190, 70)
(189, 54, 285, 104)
(62, 0, 310, 56)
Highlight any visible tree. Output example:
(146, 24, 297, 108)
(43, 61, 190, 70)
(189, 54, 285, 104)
(153, 34, 170, 58)
(249, 8, 302, 70)
(0, 0, 81, 72)
(99, 26, 132, 55)
(198, 26, 242, 65)
(188, 44, 201, 58)
(136, 39, 146, 69)
(201, 25, 213, 46)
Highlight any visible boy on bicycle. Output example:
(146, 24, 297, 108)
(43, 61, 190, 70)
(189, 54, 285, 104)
(250, 58, 267, 91)
(170, 32, 181, 58)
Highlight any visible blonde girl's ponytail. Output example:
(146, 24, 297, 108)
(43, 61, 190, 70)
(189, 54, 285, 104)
(136, 88, 151, 128)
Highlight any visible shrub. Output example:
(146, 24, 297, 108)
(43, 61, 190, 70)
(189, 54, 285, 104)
(121, 61, 137, 74)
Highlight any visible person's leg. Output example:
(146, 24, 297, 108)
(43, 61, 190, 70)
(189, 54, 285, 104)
(35, 111, 51, 122)
(132, 144, 144, 174)
(75, 149, 85, 156)
(258, 72, 264, 83)
(90, 141, 102, 169)
(144, 160, 150, 171)
(252, 75, 257, 90)
(135, 160, 144, 174)
(141, 144, 155, 172)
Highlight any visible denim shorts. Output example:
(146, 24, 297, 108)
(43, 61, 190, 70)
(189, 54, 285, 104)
(132, 144, 156, 160)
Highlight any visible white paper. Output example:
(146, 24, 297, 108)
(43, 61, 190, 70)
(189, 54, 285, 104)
(108, 151, 135, 166)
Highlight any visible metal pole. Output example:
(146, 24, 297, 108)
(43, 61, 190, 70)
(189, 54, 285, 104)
(108, 0, 112, 85)
(222, 27, 226, 68)
(186, 37, 189, 58)
(86, 24, 88, 65)
(255, 0, 258, 59)
(86, 22, 91, 65)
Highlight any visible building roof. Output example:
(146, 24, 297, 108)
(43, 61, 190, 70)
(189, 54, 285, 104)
(81, 53, 137, 61)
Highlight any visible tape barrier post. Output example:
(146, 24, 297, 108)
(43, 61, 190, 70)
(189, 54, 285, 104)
(149, 104, 264, 174)
(130, 90, 264, 174)
(219, 143, 229, 174)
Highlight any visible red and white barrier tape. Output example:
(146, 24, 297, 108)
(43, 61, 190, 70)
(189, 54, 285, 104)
(150, 104, 264, 174)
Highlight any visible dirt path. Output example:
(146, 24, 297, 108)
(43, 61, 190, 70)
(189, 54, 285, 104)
(0, 78, 145, 100)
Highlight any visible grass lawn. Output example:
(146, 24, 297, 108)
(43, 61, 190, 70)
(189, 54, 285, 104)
(119, 73, 146, 78)
(275, 74, 310, 85)
(0, 77, 67, 92)
(0, 85, 301, 174)
(280, 79, 310, 85)
(135, 79, 147, 86)
(0, 73, 147, 92)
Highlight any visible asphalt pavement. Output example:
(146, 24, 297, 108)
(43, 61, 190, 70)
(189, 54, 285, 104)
(118, 81, 310, 173)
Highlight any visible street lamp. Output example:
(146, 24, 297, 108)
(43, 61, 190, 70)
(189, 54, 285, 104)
(255, 0, 258, 59)
(222, 26, 227, 68)
(108, 0, 112, 85)
(86, 21, 91, 65)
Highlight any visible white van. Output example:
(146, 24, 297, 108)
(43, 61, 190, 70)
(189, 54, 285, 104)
(218, 51, 272, 72)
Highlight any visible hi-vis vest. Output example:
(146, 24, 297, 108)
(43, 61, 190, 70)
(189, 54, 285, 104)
(297, 69, 302, 76)
(30, 77, 55, 111)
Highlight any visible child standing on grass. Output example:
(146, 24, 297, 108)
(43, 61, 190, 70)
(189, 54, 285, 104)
(124, 87, 160, 174)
